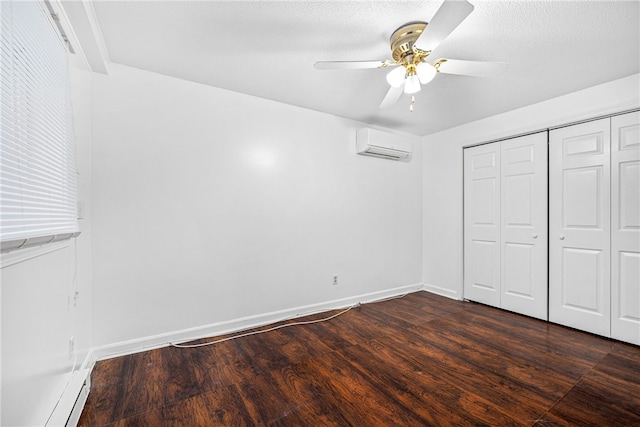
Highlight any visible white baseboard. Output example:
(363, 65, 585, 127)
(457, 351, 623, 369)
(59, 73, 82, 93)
(86, 283, 424, 366)
(46, 368, 91, 427)
(421, 283, 461, 300)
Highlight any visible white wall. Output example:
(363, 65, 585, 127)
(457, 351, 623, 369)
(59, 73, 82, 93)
(0, 55, 93, 427)
(90, 64, 423, 350)
(422, 73, 640, 299)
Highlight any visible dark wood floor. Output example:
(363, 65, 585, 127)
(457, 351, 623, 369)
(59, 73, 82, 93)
(79, 291, 640, 426)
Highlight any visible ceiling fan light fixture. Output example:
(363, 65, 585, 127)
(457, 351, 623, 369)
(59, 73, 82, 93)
(416, 62, 437, 84)
(404, 73, 421, 94)
(386, 66, 406, 88)
(313, 0, 491, 111)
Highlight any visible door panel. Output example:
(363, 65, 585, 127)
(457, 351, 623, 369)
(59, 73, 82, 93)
(464, 132, 547, 319)
(472, 178, 498, 225)
(550, 119, 611, 337)
(611, 111, 640, 345)
(562, 166, 603, 229)
(619, 162, 639, 229)
(618, 252, 639, 318)
(504, 243, 534, 297)
(500, 132, 548, 320)
(504, 174, 533, 225)
(561, 247, 603, 312)
(464, 144, 500, 307)
(563, 132, 604, 157)
(472, 240, 498, 290)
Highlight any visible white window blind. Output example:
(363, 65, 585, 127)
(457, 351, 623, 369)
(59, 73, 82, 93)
(1, 0, 79, 252)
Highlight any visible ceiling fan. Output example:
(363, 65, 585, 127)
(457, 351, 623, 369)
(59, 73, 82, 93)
(314, 0, 507, 111)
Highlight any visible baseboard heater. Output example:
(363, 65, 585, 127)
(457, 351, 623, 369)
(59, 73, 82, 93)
(46, 369, 91, 427)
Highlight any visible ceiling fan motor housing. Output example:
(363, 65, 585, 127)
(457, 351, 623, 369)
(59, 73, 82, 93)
(390, 21, 429, 64)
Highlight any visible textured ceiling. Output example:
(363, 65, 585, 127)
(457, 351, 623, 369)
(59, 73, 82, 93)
(88, 0, 639, 136)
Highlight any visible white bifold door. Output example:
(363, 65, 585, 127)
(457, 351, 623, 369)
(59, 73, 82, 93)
(549, 118, 611, 336)
(549, 111, 640, 345)
(612, 112, 640, 344)
(464, 132, 548, 320)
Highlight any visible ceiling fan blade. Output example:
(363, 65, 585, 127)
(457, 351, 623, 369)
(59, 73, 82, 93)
(379, 85, 404, 109)
(414, 0, 474, 52)
(436, 59, 508, 77)
(314, 60, 393, 70)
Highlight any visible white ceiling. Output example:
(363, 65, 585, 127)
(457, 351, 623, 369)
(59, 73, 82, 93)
(86, 0, 639, 136)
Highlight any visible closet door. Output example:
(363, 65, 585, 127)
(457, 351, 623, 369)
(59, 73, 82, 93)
(464, 133, 547, 318)
(464, 143, 501, 307)
(611, 112, 640, 345)
(549, 118, 611, 337)
(500, 133, 548, 320)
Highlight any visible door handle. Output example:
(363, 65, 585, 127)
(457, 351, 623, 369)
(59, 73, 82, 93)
(559, 235, 565, 240)
(532, 233, 538, 239)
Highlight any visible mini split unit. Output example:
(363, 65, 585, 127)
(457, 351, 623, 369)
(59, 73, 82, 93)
(356, 128, 414, 161)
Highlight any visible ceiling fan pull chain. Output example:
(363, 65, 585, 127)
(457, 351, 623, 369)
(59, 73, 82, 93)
(410, 95, 415, 112)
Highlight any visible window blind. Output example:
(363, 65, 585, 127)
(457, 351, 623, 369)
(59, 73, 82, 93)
(1, 0, 79, 252)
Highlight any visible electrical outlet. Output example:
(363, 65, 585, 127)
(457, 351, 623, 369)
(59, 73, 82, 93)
(69, 336, 75, 360)
(332, 275, 338, 286)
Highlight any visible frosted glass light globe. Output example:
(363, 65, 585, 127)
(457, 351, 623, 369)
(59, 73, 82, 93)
(404, 74, 421, 94)
(416, 62, 437, 84)
(386, 66, 406, 88)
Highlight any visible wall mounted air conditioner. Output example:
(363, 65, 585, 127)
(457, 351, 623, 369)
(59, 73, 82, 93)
(356, 128, 413, 161)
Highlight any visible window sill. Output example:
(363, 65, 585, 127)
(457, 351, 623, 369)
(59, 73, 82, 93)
(0, 234, 79, 269)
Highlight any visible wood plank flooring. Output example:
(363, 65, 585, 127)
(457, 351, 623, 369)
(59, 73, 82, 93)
(78, 291, 640, 426)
